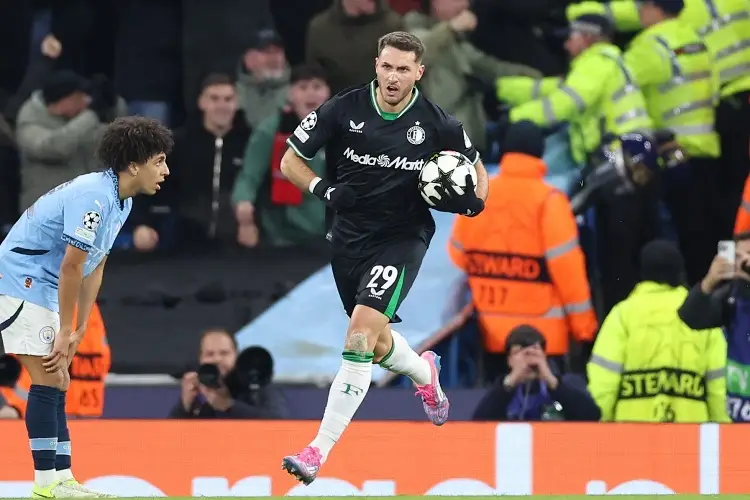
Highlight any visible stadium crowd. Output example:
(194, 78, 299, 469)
(0, 0, 749, 424)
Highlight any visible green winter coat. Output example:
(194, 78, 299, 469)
(232, 112, 326, 247)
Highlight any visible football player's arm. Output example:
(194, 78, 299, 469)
(59, 192, 107, 336)
(443, 116, 488, 201)
(282, 97, 338, 192)
(77, 256, 106, 333)
(474, 160, 489, 202)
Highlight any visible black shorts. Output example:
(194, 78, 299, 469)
(331, 239, 428, 323)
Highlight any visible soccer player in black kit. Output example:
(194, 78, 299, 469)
(280, 31, 489, 484)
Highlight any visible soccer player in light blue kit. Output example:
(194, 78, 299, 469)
(0, 116, 173, 498)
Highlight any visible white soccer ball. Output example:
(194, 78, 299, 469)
(418, 150, 477, 208)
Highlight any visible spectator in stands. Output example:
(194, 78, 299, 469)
(113, 0, 182, 126)
(448, 122, 597, 383)
(0, 115, 19, 237)
(470, 0, 568, 76)
(4, 31, 61, 124)
(237, 29, 291, 130)
(182, 0, 275, 111)
(589, 240, 730, 422)
(233, 64, 329, 248)
(623, 0, 721, 285)
(306, 0, 403, 93)
(403, 0, 541, 154)
(679, 233, 750, 421)
(169, 329, 288, 419)
(472, 325, 601, 421)
(15, 70, 127, 211)
(132, 73, 251, 252)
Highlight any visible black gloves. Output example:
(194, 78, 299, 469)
(311, 178, 356, 210)
(427, 174, 485, 217)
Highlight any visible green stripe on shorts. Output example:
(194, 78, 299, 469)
(384, 266, 406, 319)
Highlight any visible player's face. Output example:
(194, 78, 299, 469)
(289, 78, 331, 121)
(200, 332, 237, 376)
(375, 46, 425, 106)
(133, 152, 169, 195)
(198, 83, 238, 129)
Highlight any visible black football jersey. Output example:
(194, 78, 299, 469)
(286, 80, 480, 257)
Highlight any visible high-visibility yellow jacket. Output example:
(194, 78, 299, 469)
(588, 281, 730, 422)
(567, 0, 750, 97)
(624, 18, 721, 158)
(497, 42, 652, 165)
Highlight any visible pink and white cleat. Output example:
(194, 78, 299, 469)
(415, 351, 450, 425)
(281, 446, 322, 485)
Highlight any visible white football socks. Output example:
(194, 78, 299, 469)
(379, 329, 431, 386)
(56, 468, 74, 482)
(309, 357, 372, 461)
(34, 470, 57, 488)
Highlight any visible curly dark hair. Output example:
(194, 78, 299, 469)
(96, 116, 174, 172)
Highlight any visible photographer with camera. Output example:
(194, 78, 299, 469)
(169, 329, 288, 419)
(678, 234, 750, 422)
(472, 325, 601, 421)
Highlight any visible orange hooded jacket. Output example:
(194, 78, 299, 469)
(0, 303, 111, 418)
(735, 174, 750, 235)
(448, 153, 598, 354)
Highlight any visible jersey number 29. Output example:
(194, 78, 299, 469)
(366, 265, 398, 297)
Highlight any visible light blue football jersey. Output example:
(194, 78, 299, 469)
(0, 169, 131, 312)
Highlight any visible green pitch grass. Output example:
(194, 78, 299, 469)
(6, 496, 747, 499)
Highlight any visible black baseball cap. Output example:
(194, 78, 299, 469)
(645, 0, 685, 15)
(558, 14, 615, 39)
(249, 28, 284, 50)
(42, 70, 90, 104)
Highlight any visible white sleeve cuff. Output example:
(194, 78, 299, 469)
(309, 177, 322, 194)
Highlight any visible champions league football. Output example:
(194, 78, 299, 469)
(418, 150, 478, 208)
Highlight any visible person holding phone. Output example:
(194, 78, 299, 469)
(679, 233, 750, 421)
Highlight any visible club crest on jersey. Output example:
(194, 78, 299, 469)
(39, 326, 55, 344)
(24, 277, 32, 289)
(407, 121, 425, 145)
(300, 111, 317, 131)
(83, 211, 101, 231)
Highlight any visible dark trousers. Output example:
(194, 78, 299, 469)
(716, 91, 750, 238)
(595, 185, 662, 315)
(662, 157, 722, 285)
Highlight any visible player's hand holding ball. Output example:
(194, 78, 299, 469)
(309, 177, 356, 210)
(419, 151, 484, 217)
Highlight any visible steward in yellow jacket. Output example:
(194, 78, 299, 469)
(588, 240, 730, 422)
(568, 0, 750, 236)
(623, 0, 723, 285)
(449, 122, 598, 357)
(497, 14, 652, 166)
